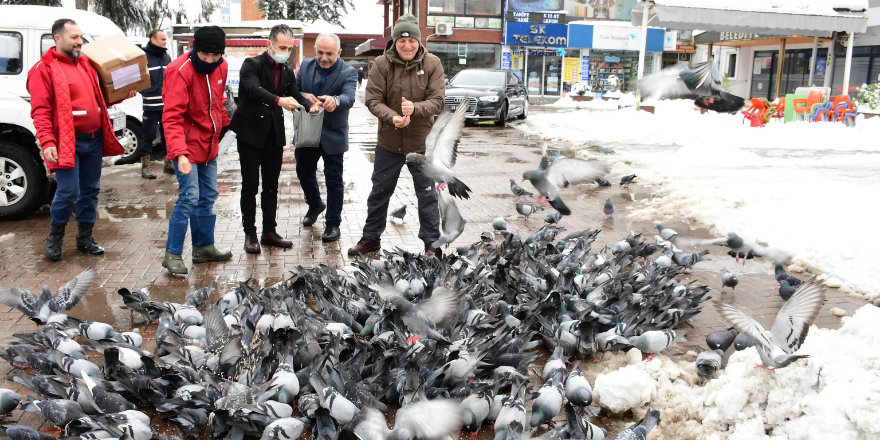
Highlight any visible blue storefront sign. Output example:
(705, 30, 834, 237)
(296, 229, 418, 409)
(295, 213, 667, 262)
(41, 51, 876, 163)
(504, 22, 569, 48)
(567, 24, 665, 52)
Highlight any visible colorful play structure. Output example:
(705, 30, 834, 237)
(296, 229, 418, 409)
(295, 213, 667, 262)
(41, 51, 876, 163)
(740, 87, 858, 127)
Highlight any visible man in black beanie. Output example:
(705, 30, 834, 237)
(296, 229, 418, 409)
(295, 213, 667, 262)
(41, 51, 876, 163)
(160, 25, 233, 275)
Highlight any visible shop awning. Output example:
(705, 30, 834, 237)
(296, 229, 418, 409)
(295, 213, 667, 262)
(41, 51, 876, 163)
(355, 36, 392, 56)
(630, 1, 868, 37)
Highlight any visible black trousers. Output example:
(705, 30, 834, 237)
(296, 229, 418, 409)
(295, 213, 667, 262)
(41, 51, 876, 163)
(238, 128, 283, 236)
(294, 144, 344, 227)
(363, 147, 440, 243)
(139, 110, 164, 156)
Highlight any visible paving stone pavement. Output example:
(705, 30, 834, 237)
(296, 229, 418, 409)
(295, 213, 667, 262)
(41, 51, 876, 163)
(0, 98, 870, 434)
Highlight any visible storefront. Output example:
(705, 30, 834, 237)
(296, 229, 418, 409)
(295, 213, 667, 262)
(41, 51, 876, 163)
(503, 19, 572, 97)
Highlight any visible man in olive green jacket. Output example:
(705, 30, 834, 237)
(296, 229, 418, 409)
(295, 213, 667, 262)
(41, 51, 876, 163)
(348, 14, 446, 257)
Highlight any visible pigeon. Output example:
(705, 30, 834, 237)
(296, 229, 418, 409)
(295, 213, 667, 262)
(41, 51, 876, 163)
(22, 398, 87, 429)
(733, 332, 754, 351)
(619, 174, 636, 189)
(510, 178, 534, 199)
(544, 212, 562, 225)
(522, 158, 610, 215)
(117, 328, 143, 347)
(0, 389, 21, 415)
(669, 231, 790, 265)
(310, 374, 359, 424)
(564, 364, 592, 408)
(492, 217, 507, 233)
(460, 386, 493, 435)
(269, 363, 300, 405)
(0, 425, 56, 440)
(775, 264, 804, 287)
(353, 400, 462, 440)
(431, 193, 466, 249)
(606, 409, 661, 440)
(638, 57, 745, 113)
(405, 102, 472, 199)
(0, 266, 95, 324)
(696, 349, 723, 385)
(494, 380, 528, 440)
(706, 328, 738, 352)
(516, 202, 543, 220)
(628, 329, 688, 361)
(672, 250, 709, 272)
(778, 280, 798, 301)
(603, 196, 614, 220)
(720, 269, 739, 295)
(530, 370, 564, 427)
(595, 177, 612, 187)
(262, 417, 310, 440)
(715, 277, 826, 370)
(184, 284, 214, 310)
(390, 205, 407, 223)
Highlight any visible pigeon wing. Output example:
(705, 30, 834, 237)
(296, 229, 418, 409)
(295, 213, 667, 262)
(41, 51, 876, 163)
(714, 302, 774, 354)
(545, 158, 610, 188)
(424, 110, 454, 161)
(395, 399, 463, 440)
(413, 287, 461, 327)
(741, 238, 792, 264)
(355, 408, 390, 440)
(770, 277, 826, 354)
(637, 63, 700, 100)
(438, 194, 463, 238)
(670, 235, 727, 249)
(0, 288, 43, 318)
(49, 265, 96, 313)
(428, 97, 468, 169)
(690, 57, 724, 96)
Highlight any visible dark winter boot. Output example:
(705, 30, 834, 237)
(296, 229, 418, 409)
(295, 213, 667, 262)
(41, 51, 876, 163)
(164, 159, 175, 174)
(76, 222, 104, 255)
(141, 156, 156, 179)
(162, 251, 188, 275)
(45, 222, 65, 261)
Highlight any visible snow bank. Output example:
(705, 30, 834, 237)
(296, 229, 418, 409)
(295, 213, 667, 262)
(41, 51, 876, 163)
(586, 305, 880, 440)
(521, 101, 880, 298)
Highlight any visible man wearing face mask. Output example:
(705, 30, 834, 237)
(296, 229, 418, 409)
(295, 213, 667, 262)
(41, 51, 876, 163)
(231, 24, 319, 254)
(161, 26, 233, 274)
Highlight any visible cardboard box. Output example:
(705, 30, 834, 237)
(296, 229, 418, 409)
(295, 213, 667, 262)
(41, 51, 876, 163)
(80, 34, 150, 104)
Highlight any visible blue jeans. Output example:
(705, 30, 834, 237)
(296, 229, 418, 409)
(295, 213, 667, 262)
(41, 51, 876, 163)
(295, 144, 344, 227)
(50, 136, 103, 224)
(165, 159, 219, 254)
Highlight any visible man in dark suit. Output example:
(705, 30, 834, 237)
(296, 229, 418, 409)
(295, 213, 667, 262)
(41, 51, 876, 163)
(296, 33, 358, 242)
(230, 24, 318, 254)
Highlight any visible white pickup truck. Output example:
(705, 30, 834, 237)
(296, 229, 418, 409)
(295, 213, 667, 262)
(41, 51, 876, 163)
(0, 5, 139, 220)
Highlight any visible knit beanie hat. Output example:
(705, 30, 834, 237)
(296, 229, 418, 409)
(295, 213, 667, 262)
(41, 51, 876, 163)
(393, 14, 421, 43)
(193, 26, 226, 54)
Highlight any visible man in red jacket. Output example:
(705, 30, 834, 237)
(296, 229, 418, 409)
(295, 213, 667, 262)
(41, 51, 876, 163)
(27, 19, 136, 261)
(161, 26, 232, 275)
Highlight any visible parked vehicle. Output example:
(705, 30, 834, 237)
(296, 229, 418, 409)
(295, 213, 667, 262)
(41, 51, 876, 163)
(443, 68, 529, 127)
(0, 5, 132, 220)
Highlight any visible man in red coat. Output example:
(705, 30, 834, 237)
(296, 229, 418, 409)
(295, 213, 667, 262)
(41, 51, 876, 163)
(27, 19, 136, 261)
(161, 26, 232, 275)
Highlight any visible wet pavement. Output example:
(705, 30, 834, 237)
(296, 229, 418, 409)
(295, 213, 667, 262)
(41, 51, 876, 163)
(0, 99, 870, 436)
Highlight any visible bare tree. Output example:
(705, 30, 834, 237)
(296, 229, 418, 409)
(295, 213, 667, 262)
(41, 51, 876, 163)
(147, 0, 172, 31)
(93, 0, 150, 34)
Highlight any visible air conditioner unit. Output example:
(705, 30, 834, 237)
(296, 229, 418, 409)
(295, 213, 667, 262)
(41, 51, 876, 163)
(436, 23, 453, 36)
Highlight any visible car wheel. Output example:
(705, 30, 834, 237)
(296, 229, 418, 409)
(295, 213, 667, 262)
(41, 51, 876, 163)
(518, 99, 529, 120)
(495, 101, 508, 127)
(118, 119, 143, 159)
(0, 140, 48, 220)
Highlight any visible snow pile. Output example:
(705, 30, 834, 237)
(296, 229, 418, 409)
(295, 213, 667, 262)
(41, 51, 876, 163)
(587, 305, 880, 440)
(552, 95, 622, 110)
(521, 101, 880, 299)
(594, 364, 657, 412)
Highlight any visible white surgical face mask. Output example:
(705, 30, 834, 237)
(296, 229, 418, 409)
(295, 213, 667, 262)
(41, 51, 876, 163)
(270, 43, 290, 64)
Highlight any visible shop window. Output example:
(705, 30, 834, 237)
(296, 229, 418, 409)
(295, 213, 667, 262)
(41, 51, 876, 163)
(427, 0, 501, 15)
(726, 52, 737, 79)
(426, 42, 500, 78)
(0, 32, 23, 74)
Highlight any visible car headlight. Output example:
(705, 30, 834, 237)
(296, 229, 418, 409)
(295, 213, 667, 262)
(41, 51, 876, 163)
(479, 95, 500, 102)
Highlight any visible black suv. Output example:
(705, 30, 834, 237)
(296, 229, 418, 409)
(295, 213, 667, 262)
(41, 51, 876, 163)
(444, 69, 528, 127)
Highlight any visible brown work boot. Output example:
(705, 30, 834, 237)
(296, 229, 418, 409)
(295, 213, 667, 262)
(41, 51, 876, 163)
(260, 230, 292, 248)
(141, 156, 156, 179)
(348, 237, 380, 255)
(244, 233, 261, 254)
(164, 158, 175, 174)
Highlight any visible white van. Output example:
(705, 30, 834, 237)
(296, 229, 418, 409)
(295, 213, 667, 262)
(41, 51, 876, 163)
(0, 5, 140, 220)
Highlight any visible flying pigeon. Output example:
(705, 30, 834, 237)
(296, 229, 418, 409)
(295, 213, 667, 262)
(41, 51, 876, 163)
(606, 409, 661, 440)
(405, 102, 472, 199)
(715, 277, 826, 370)
(390, 205, 407, 223)
(696, 349, 723, 385)
(0, 266, 96, 324)
(668, 231, 791, 265)
(510, 179, 533, 199)
(706, 327, 738, 352)
(628, 329, 688, 361)
(721, 269, 739, 295)
(638, 57, 745, 113)
(515, 202, 543, 220)
(603, 196, 614, 220)
(619, 174, 636, 189)
(522, 158, 609, 215)
(431, 193, 466, 249)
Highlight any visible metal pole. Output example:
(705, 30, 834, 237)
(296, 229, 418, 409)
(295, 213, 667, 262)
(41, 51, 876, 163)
(842, 31, 854, 96)
(808, 36, 819, 86)
(636, 1, 650, 110)
(775, 37, 787, 100)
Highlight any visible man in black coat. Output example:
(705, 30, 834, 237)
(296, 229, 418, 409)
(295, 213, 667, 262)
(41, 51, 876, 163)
(230, 24, 318, 254)
(115, 29, 170, 178)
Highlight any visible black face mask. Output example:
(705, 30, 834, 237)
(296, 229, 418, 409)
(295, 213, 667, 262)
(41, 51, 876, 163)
(190, 50, 223, 75)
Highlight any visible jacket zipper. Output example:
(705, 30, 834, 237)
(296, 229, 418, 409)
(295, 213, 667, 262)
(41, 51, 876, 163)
(206, 74, 216, 144)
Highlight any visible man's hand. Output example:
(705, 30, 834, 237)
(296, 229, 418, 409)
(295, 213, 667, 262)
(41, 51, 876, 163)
(278, 97, 301, 111)
(177, 155, 191, 175)
(44, 147, 58, 163)
(401, 97, 414, 117)
(392, 115, 410, 128)
(126, 90, 137, 99)
(309, 102, 323, 113)
(319, 95, 337, 112)
(302, 92, 320, 104)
